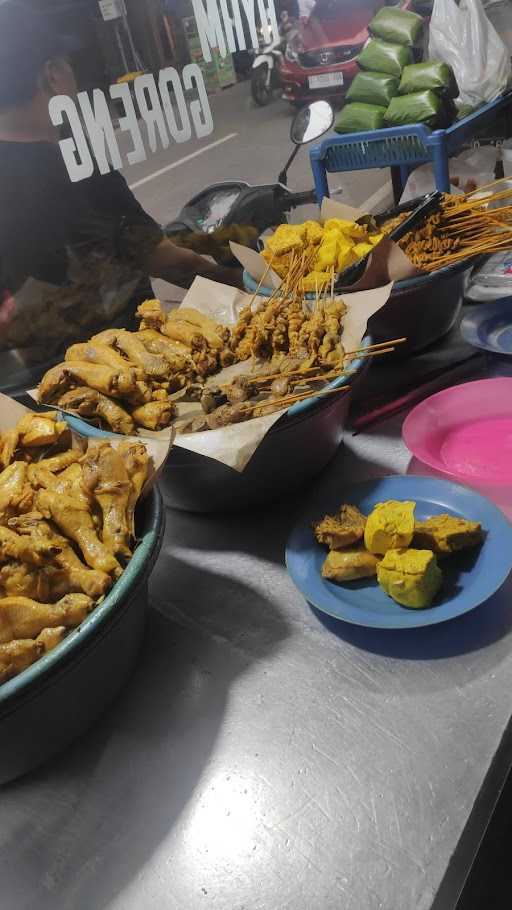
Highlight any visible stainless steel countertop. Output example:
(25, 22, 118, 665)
(2, 416, 512, 910)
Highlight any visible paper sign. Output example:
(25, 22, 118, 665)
(99, 0, 126, 21)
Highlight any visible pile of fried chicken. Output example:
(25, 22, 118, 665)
(38, 294, 349, 436)
(0, 411, 150, 685)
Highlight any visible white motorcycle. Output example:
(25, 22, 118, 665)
(251, 16, 295, 107)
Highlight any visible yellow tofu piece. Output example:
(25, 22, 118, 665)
(301, 271, 331, 292)
(413, 514, 483, 556)
(303, 221, 324, 245)
(266, 224, 304, 257)
(377, 548, 443, 609)
(337, 247, 357, 272)
(322, 547, 379, 582)
(353, 242, 374, 258)
(364, 500, 416, 555)
(316, 241, 338, 271)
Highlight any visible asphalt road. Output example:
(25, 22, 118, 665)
(117, 80, 392, 299)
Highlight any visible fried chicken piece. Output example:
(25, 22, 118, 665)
(0, 639, 43, 683)
(66, 341, 136, 372)
(162, 321, 205, 349)
(82, 440, 132, 560)
(314, 504, 367, 550)
(37, 626, 67, 653)
(167, 308, 228, 349)
(117, 441, 150, 536)
(0, 428, 20, 469)
(9, 513, 111, 599)
(58, 387, 135, 435)
(0, 524, 59, 566)
(0, 561, 50, 601)
(413, 514, 483, 556)
(108, 330, 170, 379)
(137, 329, 193, 368)
(322, 547, 379, 582)
(36, 450, 81, 473)
(39, 362, 139, 404)
(36, 490, 121, 576)
(130, 400, 176, 431)
(0, 593, 93, 644)
(16, 412, 69, 448)
(27, 463, 90, 511)
(136, 298, 166, 333)
(0, 463, 29, 523)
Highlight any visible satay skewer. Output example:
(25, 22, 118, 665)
(241, 383, 352, 415)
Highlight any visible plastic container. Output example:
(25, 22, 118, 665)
(0, 483, 165, 784)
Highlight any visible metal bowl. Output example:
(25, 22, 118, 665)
(244, 257, 471, 357)
(0, 485, 165, 784)
(66, 344, 369, 514)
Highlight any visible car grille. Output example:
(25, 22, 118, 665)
(299, 44, 363, 68)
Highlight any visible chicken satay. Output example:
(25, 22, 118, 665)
(130, 400, 176, 431)
(0, 638, 44, 683)
(82, 440, 132, 560)
(58, 387, 135, 436)
(0, 593, 93, 644)
(270, 377, 291, 398)
(36, 490, 121, 576)
(206, 403, 248, 429)
(224, 376, 254, 404)
(200, 385, 226, 414)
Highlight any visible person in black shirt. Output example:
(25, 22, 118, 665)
(0, 2, 242, 378)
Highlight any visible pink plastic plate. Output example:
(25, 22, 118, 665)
(402, 378, 512, 486)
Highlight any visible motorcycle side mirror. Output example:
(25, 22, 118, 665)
(290, 101, 334, 146)
(278, 101, 334, 187)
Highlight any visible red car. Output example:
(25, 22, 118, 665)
(280, 0, 415, 106)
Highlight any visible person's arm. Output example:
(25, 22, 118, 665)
(146, 236, 243, 289)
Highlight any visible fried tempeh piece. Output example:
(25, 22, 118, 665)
(0, 593, 93, 643)
(413, 514, 483, 556)
(82, 440, 132, 560)
(314, 504, 367, 550)
(36, 490, 121, 576)
(130, 400, 176, 431)
(58, 387, 135, 436)
(321, 547, 379, 582)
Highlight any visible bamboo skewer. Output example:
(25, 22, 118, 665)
(242, 383, 352, 415)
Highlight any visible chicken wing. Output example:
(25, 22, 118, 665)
(16, 412, 69, 448)
(0, 593, 93, 643)
(36, 450, 81, 473)
(117, 442, 149, 536)
(81, 441, 132, 560)
(0, 561, 50, 601)
(167, 308, 228, 349)
(137, 329, 192, 367)
(0, 524, 59, 566)
(111, 330, 170, 379)
(39, 361, 139, 403)
(27, 463, 90, 510)
(130, 400, 176, 431)
(0, 638, 43, 683)
(0, 463, 28, 523)
(66, 341, 137, 373)
(136, 298, 166, 332)
(37, 626, 67, 653)
(58, 387, 135, 435)
(0, 428, 20, 469)
(36, 490, 121, 576)
(9, 514, 111, 599)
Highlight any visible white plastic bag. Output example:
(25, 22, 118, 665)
(429, 0, 511, 108)
(400, 145, 497, 202)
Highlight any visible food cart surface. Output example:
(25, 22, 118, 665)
(2, 413, 511, 910)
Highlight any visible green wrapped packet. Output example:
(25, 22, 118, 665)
(385, 90, 447, 129)
(369, 7, 424, 47)
(357, 39, 412, 78)
(346, 71, 400, 107)
(399, 61, 459, 99)
(335, 102, 387, 134)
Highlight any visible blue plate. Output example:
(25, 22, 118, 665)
(460, 297, 512, 355)
(286, 475, 512, 630)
